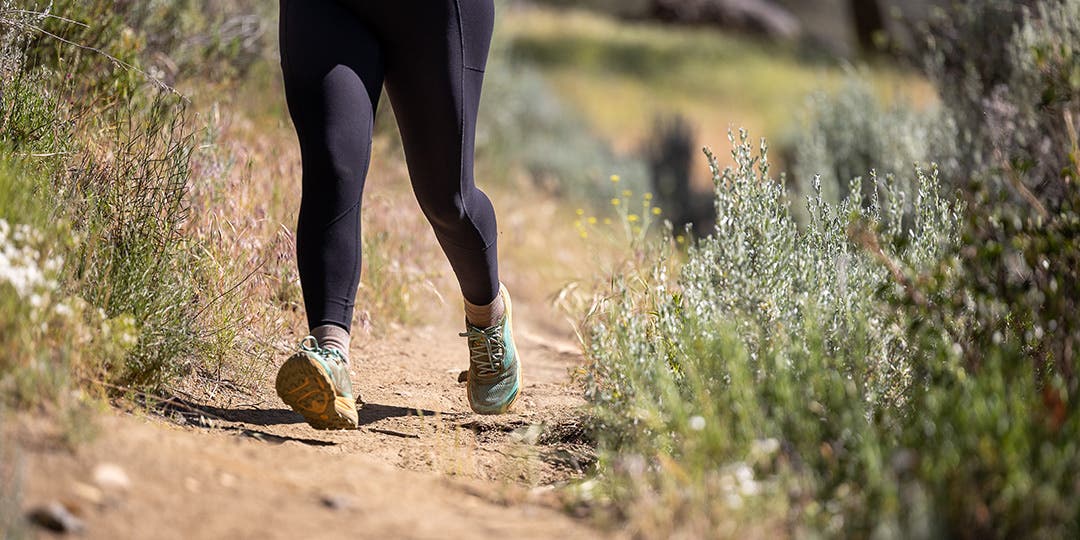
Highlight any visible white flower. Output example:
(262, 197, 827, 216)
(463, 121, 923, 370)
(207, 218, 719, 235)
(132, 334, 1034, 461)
(0, 221, 62, 310)
(751, 438, 780, 456)
(54, 302, 73, 317)
(688, 415, 706, 431)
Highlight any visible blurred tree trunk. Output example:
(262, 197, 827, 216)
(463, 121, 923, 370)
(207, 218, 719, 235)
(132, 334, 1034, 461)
(850, 0, 887, 54)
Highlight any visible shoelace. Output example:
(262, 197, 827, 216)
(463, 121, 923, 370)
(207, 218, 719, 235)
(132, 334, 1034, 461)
(299, 335, 347, 367)
(459, 324, 505, 379)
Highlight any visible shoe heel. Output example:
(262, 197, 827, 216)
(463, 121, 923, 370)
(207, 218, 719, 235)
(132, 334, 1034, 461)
(275, 354, 357, 430)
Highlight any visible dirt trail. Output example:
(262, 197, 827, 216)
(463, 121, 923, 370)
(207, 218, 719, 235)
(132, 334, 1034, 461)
(12, 296, 612, 539)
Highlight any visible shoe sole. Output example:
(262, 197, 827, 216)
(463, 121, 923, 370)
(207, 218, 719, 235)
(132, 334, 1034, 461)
(275, 353, 358, 430)
(468, 284, 523, 415)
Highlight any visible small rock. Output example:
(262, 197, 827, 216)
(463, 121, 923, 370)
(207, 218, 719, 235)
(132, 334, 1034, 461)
(219, 473, 237, 488)
(319, 493, 355, 511)
(27, 501, 85, 534)
(184, 477, 200, 493)
(457, 370, 468, 383)
(92, 463, 130, 491)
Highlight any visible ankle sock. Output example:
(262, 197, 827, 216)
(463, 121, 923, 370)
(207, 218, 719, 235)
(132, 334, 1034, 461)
(311, 324, 350, 364)
(465, 288, 506, 328)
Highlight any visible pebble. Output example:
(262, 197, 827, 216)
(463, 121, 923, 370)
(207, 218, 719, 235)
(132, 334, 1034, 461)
(27, 501, 85, 534)
(92, 463, 130, 491)
(219, 473, 237, 488)
(319, 493, 355, 511)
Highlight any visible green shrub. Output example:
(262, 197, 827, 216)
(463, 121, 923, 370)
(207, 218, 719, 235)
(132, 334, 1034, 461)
(0, 161, 138, 404)
(583, 0, 1080, 535)
(795, 0, 1079, 211)
(60, 97, 217, 390)
(0, 0, 249, 401)
(582, 131, 960, 536)
(19, 0, 273, 90)
(887, 1, 1080, 530)
(917, 0, 1077, 207)
(130, 0, 276, 82)
(793, 76, 960, 208)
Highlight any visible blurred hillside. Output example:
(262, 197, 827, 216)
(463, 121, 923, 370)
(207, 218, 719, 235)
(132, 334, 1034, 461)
(497, 1, 935, 236)
(530, 0, 945, 56)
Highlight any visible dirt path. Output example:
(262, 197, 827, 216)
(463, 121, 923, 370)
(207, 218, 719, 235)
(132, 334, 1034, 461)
(11, 296, 612, 539)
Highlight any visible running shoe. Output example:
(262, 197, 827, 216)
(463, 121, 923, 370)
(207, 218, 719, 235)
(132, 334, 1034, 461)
(460, 285, 522, 415)
(275, 336, 360, 430)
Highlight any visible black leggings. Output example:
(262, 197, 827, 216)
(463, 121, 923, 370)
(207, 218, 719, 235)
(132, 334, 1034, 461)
(280, 0, 500, 332)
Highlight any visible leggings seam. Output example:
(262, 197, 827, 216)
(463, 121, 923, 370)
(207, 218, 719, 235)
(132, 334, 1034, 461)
(316, 196, 362, 231)
(434, 228, 498, 252)
(452, 0, 489, 249)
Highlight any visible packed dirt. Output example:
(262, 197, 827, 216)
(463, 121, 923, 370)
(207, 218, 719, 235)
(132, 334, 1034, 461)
(7, 295, 615, 539)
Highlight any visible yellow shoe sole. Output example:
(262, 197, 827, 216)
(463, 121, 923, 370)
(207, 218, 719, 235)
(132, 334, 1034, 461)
(275, 353, 359, 430)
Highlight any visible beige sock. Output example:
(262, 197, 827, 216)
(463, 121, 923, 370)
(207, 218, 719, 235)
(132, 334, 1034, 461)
(464, 289, 505, 328)
(311, 324, 350, 364)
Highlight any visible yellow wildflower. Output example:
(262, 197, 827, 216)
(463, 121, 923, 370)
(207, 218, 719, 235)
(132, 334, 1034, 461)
(610, 174, 620, 183)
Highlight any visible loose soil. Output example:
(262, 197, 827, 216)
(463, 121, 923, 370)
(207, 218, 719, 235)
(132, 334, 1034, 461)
(8, 297, 613, 539)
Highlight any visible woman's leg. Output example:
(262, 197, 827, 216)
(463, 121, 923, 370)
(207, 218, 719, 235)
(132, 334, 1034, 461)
(372, 0, 500, 308)
(375, 0, 519, 414)
(280, 0, 385, 334)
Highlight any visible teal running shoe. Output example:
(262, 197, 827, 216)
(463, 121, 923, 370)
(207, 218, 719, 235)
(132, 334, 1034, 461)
(275, 336, 360, 430)
(460, 285, 522, 415)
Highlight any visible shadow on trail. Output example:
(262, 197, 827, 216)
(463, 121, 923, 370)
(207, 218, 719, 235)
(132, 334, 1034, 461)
(226, 425, 338, 447)
(194, 405, 306, 426)
(358, 403, 452, 426)
(154, 396, 463, 443)
(197, 402, 451, 427)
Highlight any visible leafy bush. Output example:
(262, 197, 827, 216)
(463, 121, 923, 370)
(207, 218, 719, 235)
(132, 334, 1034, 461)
(582, 132, 960, 536)
(884, 2, 1080, 533)
(0, 0, 254, 401)
(0, 161, 138, 403)
(793, 76, 960, 207)
(20, 0, 273, 89)
(917, 0, 1077, 207)
(583, 0, 1080, 535)
(60, 98, 218, 389)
